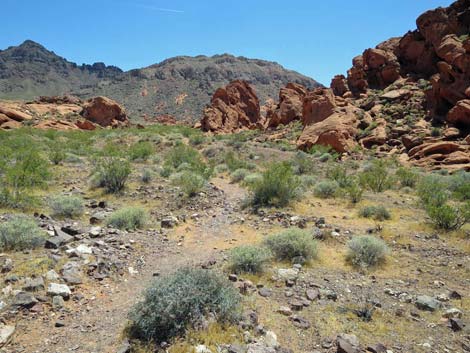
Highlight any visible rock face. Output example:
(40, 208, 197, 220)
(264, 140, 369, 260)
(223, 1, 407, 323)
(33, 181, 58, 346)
(200, 80, 263, 133)
(297, 88, 371, 153)
(81, 96, 129, 127)
(336, 0, 470, 123)
(324, 0, 470, 171)
(266, 83, 307, 127)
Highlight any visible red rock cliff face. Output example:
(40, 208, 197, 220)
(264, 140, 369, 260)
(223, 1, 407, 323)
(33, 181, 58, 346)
(200, 80, 263, 133)
(336, 0, 470, 124)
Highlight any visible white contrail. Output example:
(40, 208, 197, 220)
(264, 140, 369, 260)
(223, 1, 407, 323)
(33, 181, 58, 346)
(134, 4, 184, 13)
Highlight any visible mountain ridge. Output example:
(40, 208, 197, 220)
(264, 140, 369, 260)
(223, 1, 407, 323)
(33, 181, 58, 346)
(0, 40, 321, 122)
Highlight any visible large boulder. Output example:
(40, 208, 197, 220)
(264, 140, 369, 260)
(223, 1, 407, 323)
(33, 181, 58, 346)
(297, 88, 370, 153)
(200, 80, 263, 133)
(81, 96, 129, 127)
(447, 99, 470, 127)
(266, 83, 307, 128)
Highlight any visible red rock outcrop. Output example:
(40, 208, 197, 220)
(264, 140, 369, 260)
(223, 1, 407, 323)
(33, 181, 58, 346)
(266, 83, 307, 128)
(81, 96, 129, 127)
(297, 88, 372, 153)
(200, 80, 263, 133)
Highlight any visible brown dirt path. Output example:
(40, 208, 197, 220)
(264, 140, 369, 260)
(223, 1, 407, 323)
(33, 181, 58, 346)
(6, 178, 247, 353)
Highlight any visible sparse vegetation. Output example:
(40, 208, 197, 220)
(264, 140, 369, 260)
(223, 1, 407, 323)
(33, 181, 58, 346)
(314, 180, 339, 199)
(230, 168, 249, 183)
(396, 167, 419, 188)
(91, 157, 131, 193)
(171, 170, 206, 197)
(129, 141, 154, 161)
(128, 268, 241, 344)
(228, 245, 271, 274)
(359, 159, 393, 192)
(359, 205, 391, 221)
(264, 228, 318, 264)
(107, 207, 148, 230)
(248, 162, 300, 208)
(346, 235, 388, 269)
(0, 215, 46, 251)
(50, 195, 84, 218)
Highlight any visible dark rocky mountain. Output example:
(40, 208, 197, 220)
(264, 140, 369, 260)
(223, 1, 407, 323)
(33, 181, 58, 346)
(0, 40, 320, 122)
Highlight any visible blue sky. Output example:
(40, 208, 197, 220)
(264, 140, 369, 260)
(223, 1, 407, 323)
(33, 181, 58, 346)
(1, 0, 454, 85)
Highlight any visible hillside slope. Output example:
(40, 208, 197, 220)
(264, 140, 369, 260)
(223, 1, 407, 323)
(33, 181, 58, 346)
(0, 41, 320, 122)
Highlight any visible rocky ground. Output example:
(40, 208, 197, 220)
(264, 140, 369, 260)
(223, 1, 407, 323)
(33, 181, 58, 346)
(0, 126, 468, 353)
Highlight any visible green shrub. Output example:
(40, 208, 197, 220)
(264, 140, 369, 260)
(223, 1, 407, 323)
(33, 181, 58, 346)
(50, 195, 84, 218)
(224, 151, 249, 172)
(314, 180, 339, 199)
(91, 157, 131, 193)
(346, 235, 388, 268)
(128, 268, 241, 344)
(359, 205, 391, 221)
(129, 141, 154, 161)
(326, 165, 351, 188)
(417, 175, 449, 207)
(107, 207, 148, 230)
(449, 172, 470, 201)
(228, 245, 271, 274)
(164, 144, 210, 177)
(396, 167, 419, 188)
(214, 164, 229, 174)
(140, 169, 152, 183)
(249, 162, 300, 208)
(171, 171, 206, 197)
(159, 166, 173, 178)
(291, 152, 314, 175)
(230, 169, 249, 183)
(243, 173, 263, 188)
(0, 216, 46, 251)
(189, 134, 205, 146)
(300, 175, 317, 188)
(345, 180, 364, 204)
(264, 228, 318, 263)
(425, 202, 470, 230)
(359, 159, 393, 192)
(49, 146, 66, 165)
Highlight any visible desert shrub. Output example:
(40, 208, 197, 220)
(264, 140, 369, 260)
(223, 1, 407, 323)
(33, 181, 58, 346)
(159, 166, 173, 178)
(243, 173, 263, 188)
(164, 144, 210, 177)
(264, 228, 318, 263)
(359, 205, 391, 221)
(425, 203, 470, 230)
(49, 145, 66, 165)
(345, 180, 364, 204)
(228, 245, 271, 274)
(395, 167, 419, 188)
(0, 147, 50, 209)
(171, 171, 205, 197)
(314, 180, 339, 199)
(300, 175, 316, 188)
(291, 152, 314, 175)
(214, 164, 229, 174)
(449, 171, 470, 201)
(50, 195, 84, 218)
(129, 141, 154, 161)
(359, 159, 393, 192)
(309, 145, 339, 160)
(189, 134, 205, 146)
(107, 207, 148, 230)
(140, 169, 153, 183)
(249, 162, 300, 208)
(0, 215, 46, 251)
(128, 268, 241, 344)
(224, 151, 249, 172)
(417, 175, 449, 207)
(346, 235, 388, 268)
(230, 168, 249, 183)
(91, 157, 131, 193)
(326, 165, 351, 188)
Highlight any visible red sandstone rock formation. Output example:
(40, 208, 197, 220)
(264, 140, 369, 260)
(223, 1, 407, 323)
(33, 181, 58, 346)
(200, 80, 263, 133)
(266, 83, 307, 128)
(81, 96, 129, 128)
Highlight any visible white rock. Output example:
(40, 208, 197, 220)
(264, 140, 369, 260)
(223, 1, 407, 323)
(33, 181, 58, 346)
(195, 345, 213, 353)
(46, 270, 60, 281)
(0, 325, 15, 347)
(76, 244, 93, 255)
(264, 331, 278, 348)
(277, 268, 299, 281)
(47, 283, 71, 299)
